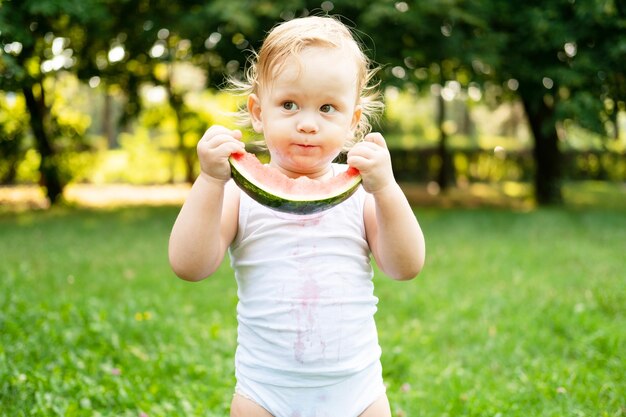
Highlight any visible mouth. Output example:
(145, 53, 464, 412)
(294, 143, 317, 149)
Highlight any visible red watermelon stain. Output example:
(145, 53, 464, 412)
(293, 276, 322, 363)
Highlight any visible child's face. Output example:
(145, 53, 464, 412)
(248, 46, 362, 178)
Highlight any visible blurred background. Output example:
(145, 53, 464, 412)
(2, 2, 626, 416)
(1, 0, 625, 209)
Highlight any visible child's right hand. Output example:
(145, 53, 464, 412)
(197, 125, 245, 183)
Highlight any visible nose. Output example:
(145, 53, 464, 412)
(296, 112, 318, 133)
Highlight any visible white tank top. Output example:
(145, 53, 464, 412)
(229, 165, 381, 387)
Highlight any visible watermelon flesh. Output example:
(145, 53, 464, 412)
(229, 152, 362, 215)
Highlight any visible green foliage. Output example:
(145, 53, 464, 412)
(10, 148, 101, 186)
(352, 0, 625, 203)
(47, 75, 92, 145)
(93, 130, 175, 184)
(1, 207, 625, 415)
(355, 0, 625, 137)
(1, 0, 625, 204)
(382, 87, 439, 147)
(464, 0, 625, 136)
(0, 92, 29, 183)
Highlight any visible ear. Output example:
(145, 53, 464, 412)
(248, 94, 263, 133)
(350, 104, 362, 133)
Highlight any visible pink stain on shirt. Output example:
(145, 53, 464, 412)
(293, 277, 323, 363)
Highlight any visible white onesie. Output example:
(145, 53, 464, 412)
(229, 165, 385, 416)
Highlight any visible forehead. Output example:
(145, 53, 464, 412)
(270, 46, 359, 86)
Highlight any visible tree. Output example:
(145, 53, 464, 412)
(468, 0, 626, 204)
(352, 0, 482, 191)
(144, 0, 306, 182)
(3, 0, 623, 206)
(0, 0, 112, 203)
(1, 0, 309, 202)
(355, 0, 626, 205)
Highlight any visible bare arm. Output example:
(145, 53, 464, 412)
(168, 126, 244, 281)
(348, 133, 425, 280)
(363, 184, 425, 280)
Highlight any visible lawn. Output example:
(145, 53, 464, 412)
(1, 205, 624, 416)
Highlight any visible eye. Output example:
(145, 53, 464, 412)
(320, 104, 336, 114)
(282, 101, 299, 111)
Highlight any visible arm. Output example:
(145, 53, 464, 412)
(348, 133, 425, 280)
(168, 126, 245, 281)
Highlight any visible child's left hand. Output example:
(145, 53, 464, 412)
(346, 133, 395, 195)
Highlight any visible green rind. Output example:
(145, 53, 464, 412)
(229, 157, 361, 215)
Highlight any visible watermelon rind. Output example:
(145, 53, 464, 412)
(229, 154, 362, 215)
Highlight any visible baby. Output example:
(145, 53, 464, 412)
(169, 15, 425, 417)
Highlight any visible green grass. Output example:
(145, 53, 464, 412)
(1, 206, 625, 416)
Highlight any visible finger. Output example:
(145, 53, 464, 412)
(207, 125, 237, 136)
(363, 132, 387, 149)
(202, 125, 229, 140)
(348, 142, 380, 160)
(211, 134, 245, 151)
(199, 136, 244, 159)
(215, 140, 245, 156)
(201, 126, 241, 143)
(209, 133, 243, 149)
(231, 129, 243, 140)
(346, 154, 374, 171)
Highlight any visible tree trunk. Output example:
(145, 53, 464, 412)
(165, 60, 195, 184)
(1, 159, 19, 185)
(521, 97, 563, 205)
(436, 91, 454, 191)
(22, 84, 64, 205)
(169, 92, 195, 184)
(104, 91, 117, 148)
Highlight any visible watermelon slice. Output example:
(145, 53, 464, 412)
(229, 152, 362, 215)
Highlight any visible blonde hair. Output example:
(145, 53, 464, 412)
(229, 15, 383, 147)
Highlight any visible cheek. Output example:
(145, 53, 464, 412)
(329, 137, 349, 155)
(263, 122, 287, 142)
(264, 133, 288, 152)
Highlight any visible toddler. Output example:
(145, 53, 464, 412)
(169, 15, 425, 417)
